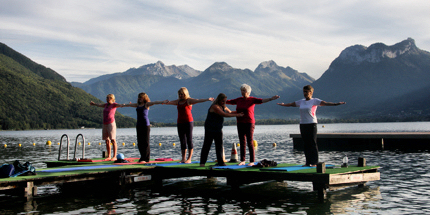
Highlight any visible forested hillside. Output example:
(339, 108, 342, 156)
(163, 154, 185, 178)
(0, 42, 136, 130)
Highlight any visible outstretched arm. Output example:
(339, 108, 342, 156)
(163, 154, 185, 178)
(320, 101, 346, 106)
(262, 95, 280, 103)
(120, 103, 138, 108)
(277, 102, 296, 107)
(188, 97, 214, 105)
(90, 101, 106, 108)
(165, 99, 179, 105)
(213, 106, 244, 118)
(146, 100, 169, 108)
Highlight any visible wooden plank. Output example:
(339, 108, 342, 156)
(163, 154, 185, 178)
(329, 172, 380, 185)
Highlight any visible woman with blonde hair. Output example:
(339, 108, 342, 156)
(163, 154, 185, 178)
(166, 87, 214, 163)
(90, 94, 126, 161)
(122, 92, 168, 162)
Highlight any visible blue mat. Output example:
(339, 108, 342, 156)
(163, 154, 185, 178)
(38, 165, 119, 173)
(146, 161, 200, 167)
(212, 162, 258, 169)
(263, 164, 335, 172)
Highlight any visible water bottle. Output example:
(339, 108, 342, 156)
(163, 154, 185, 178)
(342, 154, 348, 168)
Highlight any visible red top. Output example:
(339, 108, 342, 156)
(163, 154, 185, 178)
(226, 97, 263, 123)
(177, 100, 193, 123)
(103, 103, 117, 124)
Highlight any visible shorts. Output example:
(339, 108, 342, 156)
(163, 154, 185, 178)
(102, 122, 116, 141)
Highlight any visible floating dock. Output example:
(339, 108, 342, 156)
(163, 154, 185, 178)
(0, 158, 380, 201)
(290, 132, 430, 151)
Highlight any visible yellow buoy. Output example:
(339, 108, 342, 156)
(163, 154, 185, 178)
(88, 142, 91, 146)
(57, 142, 60, 145)
(273, 143, 277, 147)
(78, 142, 81, 145)
(19, 143, 22, 147)
(99, 142, 101, 145)
(46, 141, 52, 146)
(4, 144, 7, 148)
(173, 143, 176, 146)
(122, 142, 125, 146)
(253, 140, 258, 147)
(33, 143, 36, 146)
(133, 142, 136, 146)
(237, 143, 240, 147)
(322, 125, 325, 128)
(159, 143, 162, 146)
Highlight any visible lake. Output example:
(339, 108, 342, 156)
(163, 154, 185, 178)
(1, 122, 430, 214)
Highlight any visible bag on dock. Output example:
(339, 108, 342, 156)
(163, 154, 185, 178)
(254, 159, 277, 168)
(11, 160, 36, 177)
(0, 164, 15, 178)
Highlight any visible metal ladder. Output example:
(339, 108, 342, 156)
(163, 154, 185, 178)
(58, 134, 86, 161)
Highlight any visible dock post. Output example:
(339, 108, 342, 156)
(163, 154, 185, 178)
(312, 182, 327, 201)
(358, 157, 366, 167)
(317, 162, 326, 173)
(22, 181, 37, 200)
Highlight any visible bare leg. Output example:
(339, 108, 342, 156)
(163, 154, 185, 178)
(180, 149, 187, 163)
(185, 148, 193, 163)
(111, 139, 117, 161)
(104, 139, 112, 161)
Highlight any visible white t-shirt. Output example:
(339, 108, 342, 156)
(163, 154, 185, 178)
(295, 98, 322, 124)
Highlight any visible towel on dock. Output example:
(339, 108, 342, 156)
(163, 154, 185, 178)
(263, 164, 335, 172)
(211, 162, 258, 169)
(146, 161, 200, 167)
(38, 165, 119, 173)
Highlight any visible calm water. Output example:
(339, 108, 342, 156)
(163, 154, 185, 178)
(1, 122, 430, 214)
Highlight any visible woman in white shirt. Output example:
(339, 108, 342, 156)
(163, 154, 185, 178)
(277, 85, 345, 166)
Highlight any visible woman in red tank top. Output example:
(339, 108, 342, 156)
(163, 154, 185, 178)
(166, 87, 214, 163)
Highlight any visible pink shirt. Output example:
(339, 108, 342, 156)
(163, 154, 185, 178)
(103, 103, 117, 124)
(226, 97, 263, 123)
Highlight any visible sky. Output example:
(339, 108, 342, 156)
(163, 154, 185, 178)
(1, 0, 430, 83)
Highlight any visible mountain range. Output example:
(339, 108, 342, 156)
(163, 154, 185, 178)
(72, 38, 430, 123)
(1, 37, 429, 130)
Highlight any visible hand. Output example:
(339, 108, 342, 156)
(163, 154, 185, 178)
(237, 112, 244, 117)
(272, 95, 280, 100)
(208, 97, 214, 101)
(277, 103, 284, 105)
(162, 100, 169, 104)
(338, 102, 346, 105)
(90, 101, 95, 105)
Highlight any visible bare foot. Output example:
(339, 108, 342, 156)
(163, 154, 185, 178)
(184, 160, 192, 164)
(179, 160, 185, 163)
(111, 157, 117, 161)
(238, 161, 246, 166)
(103, 157, 112, 161)
(247, 162, 255, 166)
(138, 161, 146, 164)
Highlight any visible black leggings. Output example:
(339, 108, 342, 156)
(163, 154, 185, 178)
(300, 123, 318, 165)
(136, 125, 150, 162)
(177, 122, 194, 150)
(200, 130, 224, 165)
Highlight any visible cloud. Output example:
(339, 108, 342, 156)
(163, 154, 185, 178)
(1, 0, 430, 82)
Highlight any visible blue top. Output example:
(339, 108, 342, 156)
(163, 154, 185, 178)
(136, 105, 150, 126)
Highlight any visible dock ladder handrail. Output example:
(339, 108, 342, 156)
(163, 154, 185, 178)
(58, 134, 70, 161)
(74, 134, 85, 160)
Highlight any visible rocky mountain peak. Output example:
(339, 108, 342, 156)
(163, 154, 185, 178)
(256, 60, 279, 72)
(205, 62, 233, 72)
(338, 38, 420, 64)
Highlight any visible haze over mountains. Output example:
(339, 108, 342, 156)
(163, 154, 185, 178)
(1, 37, 429, 130)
